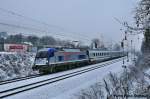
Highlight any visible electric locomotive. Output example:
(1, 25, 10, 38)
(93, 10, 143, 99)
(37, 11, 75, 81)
(32, 48, 89, 73)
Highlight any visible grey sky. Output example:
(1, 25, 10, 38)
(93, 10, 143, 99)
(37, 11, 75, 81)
(0, 0, 139, 45)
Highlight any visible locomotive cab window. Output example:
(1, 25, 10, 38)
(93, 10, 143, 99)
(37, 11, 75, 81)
(36, 51, 48, 58)
(58, 56, 64, 61)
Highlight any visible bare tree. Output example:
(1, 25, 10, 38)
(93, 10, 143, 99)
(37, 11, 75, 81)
(112, 43, 121, 51)
(91, 38, 105, 49)
(76, 82, 104, 99)
(40, 36, 56, 45)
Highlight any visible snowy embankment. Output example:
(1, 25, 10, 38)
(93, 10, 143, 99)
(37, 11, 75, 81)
(4, 58, 128, 99)
(0, 52, 37, 81)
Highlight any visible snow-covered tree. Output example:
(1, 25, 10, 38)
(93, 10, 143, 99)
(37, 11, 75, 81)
(135, 0, 150, 28)
(135, 0, 150, 53)
(0, 53, 37, 81)
(90, 38, 106, 50)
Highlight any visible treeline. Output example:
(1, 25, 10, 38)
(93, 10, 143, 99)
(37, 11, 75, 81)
(0, 34, 82, 48)
(0, 33, 122, 50)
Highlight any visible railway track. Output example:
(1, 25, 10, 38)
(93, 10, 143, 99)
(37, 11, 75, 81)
(0, 74, 41, 85)
(0, 58, 124, 98)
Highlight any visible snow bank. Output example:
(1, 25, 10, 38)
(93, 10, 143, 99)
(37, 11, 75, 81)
(0, 52, 37, 81)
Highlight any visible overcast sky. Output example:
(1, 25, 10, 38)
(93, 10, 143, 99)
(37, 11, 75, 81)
(0, 0, 141, 47)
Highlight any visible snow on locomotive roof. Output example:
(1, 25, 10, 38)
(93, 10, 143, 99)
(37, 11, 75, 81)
(88, 50, 123, 53)
(38, 48, 81, 52)
(38, 48, 56, 52)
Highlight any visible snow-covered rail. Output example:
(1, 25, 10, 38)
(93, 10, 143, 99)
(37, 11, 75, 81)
(0, 74, 41, 85)
(0, 58, 124, 98)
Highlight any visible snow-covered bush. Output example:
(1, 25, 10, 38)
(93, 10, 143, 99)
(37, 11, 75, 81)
(0, 52, 37, 81)
(104, 67, 149, 98)
(76, 82, 104, 99)
(135, 53, 150, 70)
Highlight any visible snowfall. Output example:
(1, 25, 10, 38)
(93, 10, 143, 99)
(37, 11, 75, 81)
(0, 52, 149, 99)
(0, 53, 129, 99)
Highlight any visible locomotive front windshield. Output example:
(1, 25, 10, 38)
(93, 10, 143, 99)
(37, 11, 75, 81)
(36, 51, 49, 58)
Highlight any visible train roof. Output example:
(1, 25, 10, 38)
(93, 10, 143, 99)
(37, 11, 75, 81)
(38, 48, 56, 52)
(88, 50, 123, 53)
(38, 48, 81, 53)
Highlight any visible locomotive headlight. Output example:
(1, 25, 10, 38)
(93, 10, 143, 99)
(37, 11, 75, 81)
(46, 60, 49, 64)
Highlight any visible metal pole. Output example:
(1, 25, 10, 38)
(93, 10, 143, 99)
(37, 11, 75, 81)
(131, 40, 133, 61)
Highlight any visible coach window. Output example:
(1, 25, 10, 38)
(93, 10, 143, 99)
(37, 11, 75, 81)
(93, 53, 95, 56)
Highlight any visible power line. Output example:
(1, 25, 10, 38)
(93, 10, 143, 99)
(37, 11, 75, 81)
(114, 17, 144, 34)
(1, 7, 120, 45)
(0, 22, 90, 41)
(0, 7, 91, 39)
(0, 7, 66, 31)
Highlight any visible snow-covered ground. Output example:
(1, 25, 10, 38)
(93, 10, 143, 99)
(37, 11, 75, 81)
(0, 52, 36, 81)
(4, 57, 129, 99)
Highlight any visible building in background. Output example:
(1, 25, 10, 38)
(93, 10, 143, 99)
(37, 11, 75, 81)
(0, 32, 8, 51)
(4, 44, 28, 52)
(0, 32, 8, 39)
